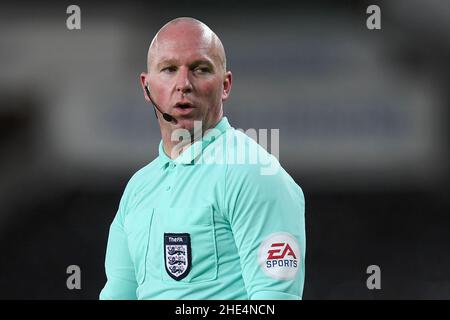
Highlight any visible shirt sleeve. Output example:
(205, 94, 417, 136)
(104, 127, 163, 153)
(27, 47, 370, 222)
(225, 155, 306, 300)
(99, 184, 138, 300)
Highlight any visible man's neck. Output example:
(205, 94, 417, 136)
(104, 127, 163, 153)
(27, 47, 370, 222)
(161, 116, 222, 160)
(162, 133, 192, 160)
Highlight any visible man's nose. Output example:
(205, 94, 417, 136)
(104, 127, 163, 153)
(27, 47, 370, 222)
(175, 68, 193, 94)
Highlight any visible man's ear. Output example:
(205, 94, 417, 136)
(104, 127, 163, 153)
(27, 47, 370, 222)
(140, 72, 150, 101)
(222, 71, 232, 101)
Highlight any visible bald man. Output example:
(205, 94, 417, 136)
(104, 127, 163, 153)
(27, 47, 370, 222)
(100, 17, 306, 300)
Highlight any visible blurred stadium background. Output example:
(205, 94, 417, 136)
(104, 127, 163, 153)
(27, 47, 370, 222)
(0, 0, 448, 299)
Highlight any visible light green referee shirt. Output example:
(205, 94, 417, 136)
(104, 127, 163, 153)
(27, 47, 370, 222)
(100, 116, 306, 300)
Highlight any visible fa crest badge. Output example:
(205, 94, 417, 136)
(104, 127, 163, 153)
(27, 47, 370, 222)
(164, 233, 191, 281)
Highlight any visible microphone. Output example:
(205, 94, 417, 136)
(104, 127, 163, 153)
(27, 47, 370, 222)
(145, 85, 177, 123)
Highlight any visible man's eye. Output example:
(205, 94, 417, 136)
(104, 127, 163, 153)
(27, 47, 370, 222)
(194, 67, 210, 73)
(162, 66, 177, 73)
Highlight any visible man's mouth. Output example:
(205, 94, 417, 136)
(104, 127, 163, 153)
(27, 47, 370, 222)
(173, 102, 195, 113)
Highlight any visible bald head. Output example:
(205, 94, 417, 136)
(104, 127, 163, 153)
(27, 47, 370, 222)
(146, 17, 226, 73)
(140, 16, 233, 143)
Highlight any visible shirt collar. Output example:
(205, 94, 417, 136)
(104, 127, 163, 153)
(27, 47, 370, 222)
(158, 116, 231, 169)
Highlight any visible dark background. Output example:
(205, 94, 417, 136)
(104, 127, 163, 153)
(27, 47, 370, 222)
(0, 0, 448, 299)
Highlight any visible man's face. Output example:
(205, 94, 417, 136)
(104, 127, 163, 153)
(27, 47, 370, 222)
(142, 24, 232, 134)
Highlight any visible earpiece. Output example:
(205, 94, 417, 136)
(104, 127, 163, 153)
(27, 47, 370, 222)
(145, 84, 176, 123)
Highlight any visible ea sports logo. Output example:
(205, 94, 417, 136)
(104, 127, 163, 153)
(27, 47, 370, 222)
(267, 243, 297, 260)
(258, 232, 300, 280)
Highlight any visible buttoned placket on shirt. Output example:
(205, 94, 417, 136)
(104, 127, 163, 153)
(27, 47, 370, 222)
(155, 119, 228, 207)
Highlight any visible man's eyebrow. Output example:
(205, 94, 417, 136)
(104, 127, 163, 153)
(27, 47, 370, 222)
(190, 59, 215, 69)
(155, 58, 216, 70)
(156, 59, 179, 69)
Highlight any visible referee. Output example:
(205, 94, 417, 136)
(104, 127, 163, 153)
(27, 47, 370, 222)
(100, 17, 306, 300)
